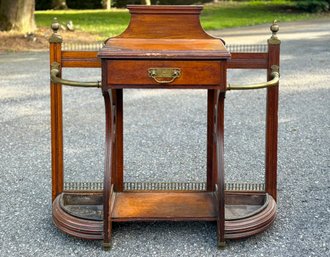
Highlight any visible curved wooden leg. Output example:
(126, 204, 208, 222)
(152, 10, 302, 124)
(215, 91, 226, 247)
(103, 89, 116, 250)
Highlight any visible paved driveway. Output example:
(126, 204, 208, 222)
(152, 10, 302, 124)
(0, 18, 329, 256)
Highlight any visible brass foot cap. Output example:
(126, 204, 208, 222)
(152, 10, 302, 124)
(103, 242, 112, 251)
(218, 241, 226, 249)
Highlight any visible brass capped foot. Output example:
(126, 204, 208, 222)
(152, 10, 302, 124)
(218, 241, 226, 249)
(102, 242, 112, 251)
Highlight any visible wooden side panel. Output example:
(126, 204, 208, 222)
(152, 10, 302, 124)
(227, 53, 268, 69)
(123, 6, 209, 39)
(61, 51, 100, 68)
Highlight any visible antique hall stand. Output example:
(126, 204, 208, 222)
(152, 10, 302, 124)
(49, 5, 280, 249)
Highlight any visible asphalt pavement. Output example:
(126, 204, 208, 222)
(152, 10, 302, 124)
(0, 18, 329, 257)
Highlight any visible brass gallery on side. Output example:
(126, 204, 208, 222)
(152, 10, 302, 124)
(49, 5, 280, 249)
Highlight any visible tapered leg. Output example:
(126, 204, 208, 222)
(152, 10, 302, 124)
(50, 40, 63, 202)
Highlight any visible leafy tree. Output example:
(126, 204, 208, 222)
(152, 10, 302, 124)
(291, 0, 329, 12)
(0, 0, 36, 32)
(141, 0, 151, 4)
(102, 0, 112, 9)
(52, 0, 68, 10)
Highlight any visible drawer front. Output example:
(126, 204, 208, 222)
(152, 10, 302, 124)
(105, 60, 224, 89)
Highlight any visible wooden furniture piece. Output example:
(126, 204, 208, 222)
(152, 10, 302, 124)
(49, 5, 280, 249)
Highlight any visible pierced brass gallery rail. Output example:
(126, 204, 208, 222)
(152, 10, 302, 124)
(63, 181, 266, 192)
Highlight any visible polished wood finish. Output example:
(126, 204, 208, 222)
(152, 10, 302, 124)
(105, 60, 223, 89)
(102, 89, 115, 248)
(99, 5, 229, 60)
(227, 53, 268, 69)
(50, 5, 280, 248)
(215, 91, 226, 246)
(98, 6, 230, 247)
(207, 89, 216, 191)
(53, 195, 103, 240)
(113, 192, 216, 221)
(99, 38, 230, 59)
(60, 51, 269, 69)
(57, 191, 269, 222)
(113, 89, 124, 192)
(120, 5, 208, 40)
(61, 51, 100, 67)
(50, 39, 64, 202)
(52, 191, 276, 240)
(265, 43, 280, 201)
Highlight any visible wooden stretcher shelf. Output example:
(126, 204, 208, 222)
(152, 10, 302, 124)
(112, 192, 216, 221)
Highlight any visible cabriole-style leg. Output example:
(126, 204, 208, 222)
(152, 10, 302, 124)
(102, 89, 116, 250)
(215, 91, 226, 247)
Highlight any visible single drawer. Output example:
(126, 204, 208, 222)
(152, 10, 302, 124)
(105, 60, 225, 89)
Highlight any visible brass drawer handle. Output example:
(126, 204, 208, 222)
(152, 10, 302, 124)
(228, 65, 280, 90)
(148, 68, 181, 84)
(50, 62, 101, 88)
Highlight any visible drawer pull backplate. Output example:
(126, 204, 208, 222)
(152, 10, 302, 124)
(148, 68, 181, 84)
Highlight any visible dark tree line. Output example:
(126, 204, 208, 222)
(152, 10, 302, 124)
(36, 0, 213, 10)
(292, 0, 329, 12)
(1, 0, 328, 33)
(36, 0, 153, 10)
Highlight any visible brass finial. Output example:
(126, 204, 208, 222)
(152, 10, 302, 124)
(270, 20, 279, 36)
(268, 20, 280, 45)
(49, 17, 63, 43)
(51, 17, 60, 33)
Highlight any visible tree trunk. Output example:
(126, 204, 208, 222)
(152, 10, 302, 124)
(0, 0, 36, 32)
(52, 0, 67, 10)
(141, 0, 151, 5)
(102, 0, 112, 10)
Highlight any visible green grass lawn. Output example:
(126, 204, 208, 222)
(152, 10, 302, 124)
(35, 1, 327, 39)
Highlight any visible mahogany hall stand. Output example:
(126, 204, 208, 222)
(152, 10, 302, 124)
(49, 5, 280, 249)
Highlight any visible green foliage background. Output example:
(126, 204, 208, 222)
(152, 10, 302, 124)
(36, 1, 329, 39)
(36, 0, 330, 13)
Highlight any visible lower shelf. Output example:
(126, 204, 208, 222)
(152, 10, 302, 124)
(113, 192, 217, 221)
(53, 191, 276, 240)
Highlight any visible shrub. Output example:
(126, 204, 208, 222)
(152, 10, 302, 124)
(36, 0, 52, 10)
(36, 0, 213, 10)
(292, 0, 330, 12)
